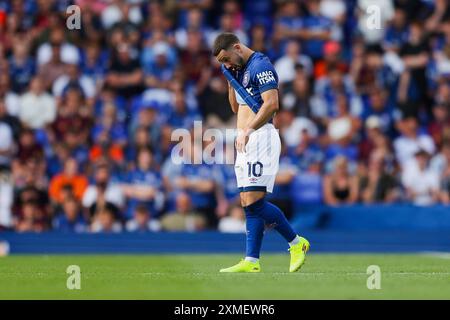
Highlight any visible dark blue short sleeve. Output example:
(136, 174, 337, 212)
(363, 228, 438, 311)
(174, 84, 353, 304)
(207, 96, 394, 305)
(251, 57, 279, 94)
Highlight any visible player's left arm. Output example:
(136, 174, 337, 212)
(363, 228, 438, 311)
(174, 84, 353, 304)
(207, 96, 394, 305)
(235, 59, 280, 153)
(235, 89, 279, 153)
(245, 89, 279, 132)
(246, 59, 280, 132)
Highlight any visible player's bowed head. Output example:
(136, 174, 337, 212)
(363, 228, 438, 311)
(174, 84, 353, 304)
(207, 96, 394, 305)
(213, 32, 253, 72)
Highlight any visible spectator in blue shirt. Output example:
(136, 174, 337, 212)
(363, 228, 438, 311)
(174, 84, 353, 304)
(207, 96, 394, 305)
(248, 23, 271, 58)
(290, 160, 324, 229)
(292, 161, 324, 208)
(125, 126, 152, 170)
(79, 42, 109, 87)
(300, 0, 333, 60)
(289, 128, 325, 172)
(129, 103, 162, 153)
(273, 0, 304, 59)
(46, 142, 69, 178)
(361, 88, 396, 137)
(91, 102, 127, 148)
(175, 8, 212, 49)
(214, 163, 240, 203)
(122, 148, 163, 220)
(64, 130, 90, 170)
(166, 90, 201, 130)
(213, 147, 240, 218)
(174, 0, 213, 30)
(384, 8, 409, 53)
(9, 40, 35, 94)
(314, 68, 363, 120)
(141, 41, 177, 90)
(94, 86, 128, 123)
(174, 145, 217, 227)
(242, 0, 273, 31)
(53, 197, 87, 233)
(52, 63, 96, 104)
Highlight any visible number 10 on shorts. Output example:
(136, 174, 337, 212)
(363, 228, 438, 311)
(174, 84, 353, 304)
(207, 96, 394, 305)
(247, 161, 263, 177)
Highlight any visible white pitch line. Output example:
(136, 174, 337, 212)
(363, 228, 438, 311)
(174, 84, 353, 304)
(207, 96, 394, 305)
(139, 272, 450, 276)
(419, 252, 450, 259)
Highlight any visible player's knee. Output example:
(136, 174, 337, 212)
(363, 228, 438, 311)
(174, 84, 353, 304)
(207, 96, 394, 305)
(240, 191, 266, 207)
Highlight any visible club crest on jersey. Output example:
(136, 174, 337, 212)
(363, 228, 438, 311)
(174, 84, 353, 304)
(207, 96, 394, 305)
(242, 71, 250, 87)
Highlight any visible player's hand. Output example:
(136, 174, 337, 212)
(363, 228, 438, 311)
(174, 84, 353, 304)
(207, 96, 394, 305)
(221, 64, 238, 76)
(235, 128, 251, 153)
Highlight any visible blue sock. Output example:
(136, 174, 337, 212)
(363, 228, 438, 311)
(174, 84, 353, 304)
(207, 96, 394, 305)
(243, 206, 265, 259)
(246, 198, 297, 243)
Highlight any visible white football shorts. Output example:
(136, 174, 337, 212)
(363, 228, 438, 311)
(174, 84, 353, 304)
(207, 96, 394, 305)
(235, 123, 281, 193)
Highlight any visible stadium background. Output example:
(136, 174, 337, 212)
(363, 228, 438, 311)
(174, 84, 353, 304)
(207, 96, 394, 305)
(0, 0, 450, 253)
(2, 0, 450, 301)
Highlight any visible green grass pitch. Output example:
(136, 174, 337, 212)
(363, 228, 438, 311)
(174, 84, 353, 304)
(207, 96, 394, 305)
(0, 254, 449, 299)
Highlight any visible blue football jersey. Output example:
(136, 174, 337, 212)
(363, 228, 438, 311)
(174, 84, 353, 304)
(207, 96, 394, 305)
(234, 52, 279, 114)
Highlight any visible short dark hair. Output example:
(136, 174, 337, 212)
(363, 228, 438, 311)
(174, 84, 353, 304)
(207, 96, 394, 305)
(212, 33, 240, 56)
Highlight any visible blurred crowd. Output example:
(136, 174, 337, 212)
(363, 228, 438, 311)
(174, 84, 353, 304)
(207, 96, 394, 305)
(1, 0, 450, 234)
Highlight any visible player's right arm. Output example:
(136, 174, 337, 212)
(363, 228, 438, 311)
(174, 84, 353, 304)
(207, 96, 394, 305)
(227, 81, 239, 113)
